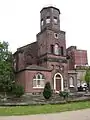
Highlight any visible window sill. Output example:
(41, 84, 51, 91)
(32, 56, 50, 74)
(33, 87, 44, 89)
(69, 85, 74, 88)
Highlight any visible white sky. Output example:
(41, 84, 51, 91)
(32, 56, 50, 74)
(0, 0, 90, 64)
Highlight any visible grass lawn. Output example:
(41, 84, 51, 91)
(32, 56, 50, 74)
(0, 101, 90, 116)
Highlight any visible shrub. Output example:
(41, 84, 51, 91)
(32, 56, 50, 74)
(11, 84, 24, 97)
(43, 82, 52, 100)
(59, 91, 69, 100)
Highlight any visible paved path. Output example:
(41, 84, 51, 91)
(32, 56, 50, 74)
(0, 109, 90, 120)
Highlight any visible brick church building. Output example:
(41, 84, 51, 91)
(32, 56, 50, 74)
(13, 6, 88, 93)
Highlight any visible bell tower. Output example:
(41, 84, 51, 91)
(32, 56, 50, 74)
(40, 6, 60, 32)
(36, 6, 68, 92)
(37, 6, 67, 70)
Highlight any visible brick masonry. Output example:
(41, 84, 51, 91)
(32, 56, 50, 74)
(13, 6, 88, 93)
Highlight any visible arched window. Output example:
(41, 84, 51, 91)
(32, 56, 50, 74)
(61, 46, 64, 56)
(54, 44, 59, 55)
(51, 45, 54, 54)
(46, 16, 50, 24)
(69, 77, 74, 87)
(41, 19, 44, 26)
(33, 73, 45, 88)
(54, 16, 58, 24)
(56, 74, 61, 79)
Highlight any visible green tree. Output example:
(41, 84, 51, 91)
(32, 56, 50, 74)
(0, 41, 15, 98)
(11, 84, 24, 97)
(43, 82, 52, 100)
(79, 71, 86, 86)
(85, 69, 90, 90)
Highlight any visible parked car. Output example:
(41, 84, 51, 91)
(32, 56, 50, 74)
(77, 83, 88, 91)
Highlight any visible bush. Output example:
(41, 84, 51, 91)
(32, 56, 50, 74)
(43, 82, 52, 100)
(11, 84, 24, 97)
(59, 91, 69, 100)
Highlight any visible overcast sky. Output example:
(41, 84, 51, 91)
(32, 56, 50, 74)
(0, 0, 90, 64)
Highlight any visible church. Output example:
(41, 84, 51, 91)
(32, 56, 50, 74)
(13, 6, 88, 94)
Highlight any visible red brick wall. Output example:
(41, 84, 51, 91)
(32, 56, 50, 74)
(74, 50, 88, 65)
(17, 52, 25, 71)
(14, 42, 38, 72)
(37, 31, 47, 57)
(67, 47, 88, 70)
(16, 71, 26, 89)
(17, 70, 52, 93)
(37, 30, 66, 57)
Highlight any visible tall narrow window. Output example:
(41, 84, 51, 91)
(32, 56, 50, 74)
(61, 46, 64, 56)
(54, 33, 58, 39)
(69, 77, 74, 87)
(54, 16, 58, 24)
(54, 44, 59, 55)
(41, 19, 44, 26)
(46, 16, 50, 24)
(51, 45, 54, 54)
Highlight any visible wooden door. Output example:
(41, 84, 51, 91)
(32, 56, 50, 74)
(56, 79, 61, 91)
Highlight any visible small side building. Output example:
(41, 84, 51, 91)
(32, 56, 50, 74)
(67, 46, 89, 91)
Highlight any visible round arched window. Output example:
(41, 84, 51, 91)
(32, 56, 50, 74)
(69, 77, 74, 87)
(54, 44, 59, 55)
(33, 73, 45, 88)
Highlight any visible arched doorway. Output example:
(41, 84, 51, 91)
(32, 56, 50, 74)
(54, 73, 64, 92)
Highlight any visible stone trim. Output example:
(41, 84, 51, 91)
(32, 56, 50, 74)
(54, 72, 64, 92)
(39, 57, 67, 63)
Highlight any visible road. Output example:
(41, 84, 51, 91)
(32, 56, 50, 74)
(0, 109, 90, 120)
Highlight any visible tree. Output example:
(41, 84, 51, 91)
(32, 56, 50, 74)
(79, 71, 86, 86)
(85, 69, 90, 90)
(43, 82, 52, 100)
(11, 84, 24, 97)
(0, 41, 15, 98)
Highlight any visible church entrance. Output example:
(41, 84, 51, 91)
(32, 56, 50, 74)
(54, 73, 64, 92)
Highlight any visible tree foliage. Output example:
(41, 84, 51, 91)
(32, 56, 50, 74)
(59, 91, 69, 100)
(43, 82, 52, 100)
(85, 69, 90, 90)
(85, 69, 90, 84)
(11, 84, 24, 97)
(0, 41, 15, 96)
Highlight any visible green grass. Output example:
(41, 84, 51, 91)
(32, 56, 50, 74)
(0, 101, 90, 116)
